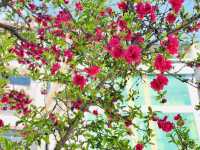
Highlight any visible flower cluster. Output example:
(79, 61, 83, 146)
(166, 12, 177, 24)
(174, 114, 185, 126)
(154, 116, 174, 132)
(84, 66, 101, 77)
(71, 99, 83, 110)
(106, 36, 142, 64)
(174, 114, 181, 120)
(54, 10, 71, 27)
(10, 42, 48, 69)
(64, 49, 74, 61)
(166, 0, 183, 26)
(0, 119, 4, 128)
(72, 65, 101, 90)
(124, 119, 132, 127)
(154, 54, 172, 73)
(95, 27, 104, 41)
(135, 2, 157, 22)
(135, 143, 144, 150)
(161, 34, 179, 55)
(168, 0, 184, 14)
(106, 36, 124, 59)
(51, 63, 61, 75)
(72, 73, 87, 90)
(150, 74, 168, 92)
(117, 1, 128, 12)
(35, 14, 52, 27)
(124, 45, 142, 64)
(0, 90, 32, 115)
(75, 2, 83, 11)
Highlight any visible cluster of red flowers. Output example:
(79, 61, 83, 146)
(154, 54, 172, 73)
(28, 3, 36, 11)
(117, 18, 128, 31)
(166, 0, 184, 24)
(92, 110, 98, 116)
(64, 49, 74, 61)
(72, 65, 101, 90)
(51, 29, 66, 39)
(71, 99, 83, 110)
(124, 119, 132, 127)
(10, 42, 48, 69)
(106, 36, 123, 59)
(84, 66, 101, 77)
(135, 143, 144, 150)
(51, 63, 61, 75)
(95, 28, 104, 41)
(117, 1, 128, 12)
(131, 33, 144, 44)
(154, 116, 174, 132)
(36, 10, 73, 39)
(99, 7, 113, 17)
(54, 10, 72, 27)
(135, 2, 157, 22)
(168, 0, 184, 14)
(35, 14, 52, 27)
(174, 114, 181, 121)
(106, 36, 142, 64)
(161, 34, 179, 55)
(10, 7, 75, 73)
(0, 119, 4, 128)
(72, 73, 87, 90)
(75, 2, 83, 11)
(150, 74, 168, 92)
(188, 22, 200, 32)
(0, 90, 32, 115)
(10, 40, 75, 75)
(151, 34, 179, 92)
(166, 12, 177, 24)
(124, 45, 142, 64)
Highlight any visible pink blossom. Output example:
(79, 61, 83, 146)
(72, 74, 87, 90)
(154, 54, 172, 73)
(150, 74, 168, 92)
(51, 63, 61, 75)
(124, 45, 142, 64)
(84, 66, 101, 76)
(75, 2, 83, 11)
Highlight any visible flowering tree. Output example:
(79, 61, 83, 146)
(0, 0, 200, 149)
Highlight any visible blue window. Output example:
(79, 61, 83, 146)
(9, 76, 31, 86)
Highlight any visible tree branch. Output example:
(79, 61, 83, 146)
(0, 0, 8, 7)
(145, 14, 200, 50)
(0, 22, 27, 42)
(54, 113, 82, 149)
